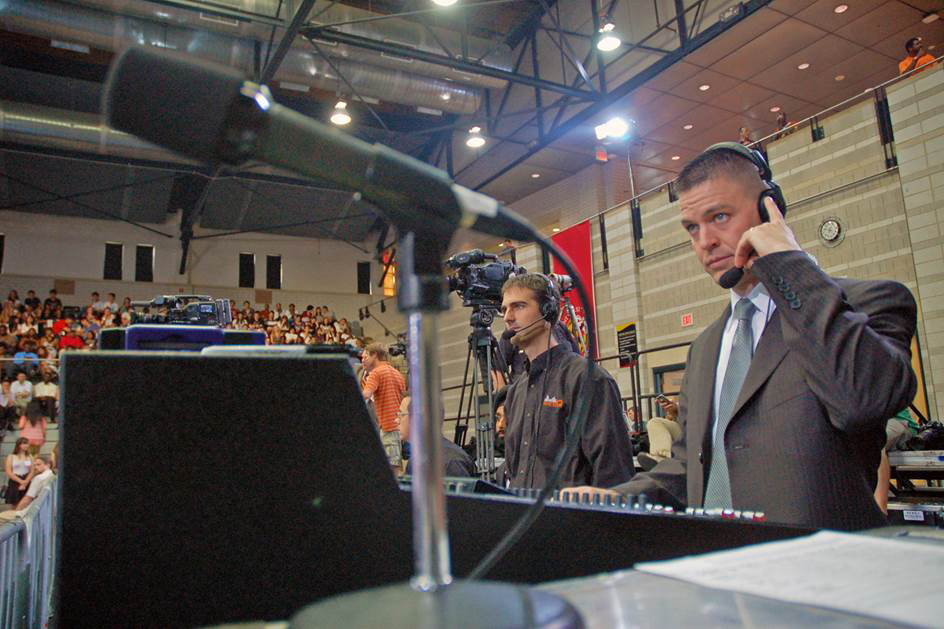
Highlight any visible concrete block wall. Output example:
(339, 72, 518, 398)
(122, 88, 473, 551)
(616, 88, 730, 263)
(888, 64, 944, 421)
(437, 67, 943, 424)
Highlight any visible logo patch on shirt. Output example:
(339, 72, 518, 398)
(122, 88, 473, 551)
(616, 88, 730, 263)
(542, 396, 563, 408)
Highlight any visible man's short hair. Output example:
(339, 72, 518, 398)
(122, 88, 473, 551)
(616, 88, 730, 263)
(34, 455, 50, 466)
(675, 148, 763, 195)
(365, 342, 389, 361)
(493, 386, 508, 413)
(906, 37, 920, 53)
(502, 273, 552, 303)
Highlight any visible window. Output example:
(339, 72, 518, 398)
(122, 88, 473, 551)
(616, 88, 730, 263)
(135, 244, 154, 282)
(104, 242, 123, 280)
(266, 255, 282, 289)
(357, 261, 371, 295)
(239, 253, 255, 288)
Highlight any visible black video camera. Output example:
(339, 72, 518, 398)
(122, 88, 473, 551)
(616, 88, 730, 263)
(446, 249, 525, 308)
(129, 295, 233, 327)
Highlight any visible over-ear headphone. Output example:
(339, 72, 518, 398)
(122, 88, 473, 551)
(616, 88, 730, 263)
(701, 142, 787, 221)
(537, 274, 562, 324)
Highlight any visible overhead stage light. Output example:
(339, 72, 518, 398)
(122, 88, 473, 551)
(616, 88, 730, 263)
(595, 116, 629, 140)
(596, 21, 621, 52)
(330, 100, 351, 125)
(466, 126, 486, 148)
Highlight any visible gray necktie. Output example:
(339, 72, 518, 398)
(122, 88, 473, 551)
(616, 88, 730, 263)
(704, 298, 755, 509)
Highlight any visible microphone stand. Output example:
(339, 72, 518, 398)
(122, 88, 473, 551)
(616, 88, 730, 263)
(292, 227, 581, 627)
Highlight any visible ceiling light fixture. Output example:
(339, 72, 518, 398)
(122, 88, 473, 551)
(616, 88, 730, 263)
(683, 123, 694, 130)
(330, 101, 351, 125)
(531, 173, 541, 178)
(594, 116, 630, 140)
(770, 106, 781, 112)
(835, 74, 845, 81)
(466, 126, 485, 148)
(834, 4, 848, 14)
(922, 12, 939, 24)
(596, 21, 622, 52)
(671, 155, 680, 161)
(698, 84, 710, 91)
(431, 0, 458, 6)
(552, 227, 561, 232)
(797, 62, 810, 70)
(440, 93, 451, 101)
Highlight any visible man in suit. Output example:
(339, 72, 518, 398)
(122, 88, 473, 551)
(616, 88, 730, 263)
(569, 144, 917, 530)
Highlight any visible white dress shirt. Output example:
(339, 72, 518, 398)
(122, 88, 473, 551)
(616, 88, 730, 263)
(711, 283, 777, 444)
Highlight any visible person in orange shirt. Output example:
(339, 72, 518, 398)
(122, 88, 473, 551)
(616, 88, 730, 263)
(361, 343, 406, 474)
(899, 37, 936, 76)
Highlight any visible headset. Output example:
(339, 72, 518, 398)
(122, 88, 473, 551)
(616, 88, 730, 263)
(698, 142, 788, 289)
(537, 274, 562, 325)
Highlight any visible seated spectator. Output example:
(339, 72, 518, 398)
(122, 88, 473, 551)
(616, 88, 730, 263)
(18, 329, 39, 352)
(12, 344, 40, 380)
(23, 290, 41, 311)
(18, 401, 47, 456)
(102, 292, 119, 314)
(284, 326, 299, 344)
(5, 290, 20, 309)
(89, 291, 104, 314)
(10, 372, 32, 415)
(52, 315, 73, 336)
(16, 315, 37, 338)
(0, 381, 16, 430)
(120, 296, 133, 314)
(101, 308, 116, 328)
(400, 396, 475, 477)
(0, 325, 16, 351)
(4, 438, 32, 507)
(14, 456, 54, 511)
(119, 312, 132, 327)
(59, 327, 84, 351)
(287, 304, 298, 321)
(899, 36, 936, 76)
(738, 126, 752, 145)
(33, 371, 58, 421)
(43, 289, 62, 318)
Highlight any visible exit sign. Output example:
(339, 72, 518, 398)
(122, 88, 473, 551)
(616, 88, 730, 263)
(681, 312, 694, 327)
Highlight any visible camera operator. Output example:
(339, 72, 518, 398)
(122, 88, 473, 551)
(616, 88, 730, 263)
(499, 274, 635, 489)
(493, 276, 579, 386)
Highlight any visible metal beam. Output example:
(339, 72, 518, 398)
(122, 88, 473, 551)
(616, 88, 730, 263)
(259, 0, 318, 85)
(299, 27, 599, 101)
(470, 0, 773, 191)
(535, 0, 598, 94)
(674, 0, 689, 49)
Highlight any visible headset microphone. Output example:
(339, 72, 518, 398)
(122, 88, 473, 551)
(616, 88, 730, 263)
(719, 267, 743, 289)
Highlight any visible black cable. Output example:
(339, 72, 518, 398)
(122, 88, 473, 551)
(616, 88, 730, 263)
(467, 227, 597, 580)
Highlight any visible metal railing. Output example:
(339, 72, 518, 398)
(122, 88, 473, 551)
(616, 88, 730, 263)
(0, 479, 57, 629)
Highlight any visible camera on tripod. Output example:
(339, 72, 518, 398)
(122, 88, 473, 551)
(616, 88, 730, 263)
(129, 295, 233, 327)
(446, 249, 525, 308)
(388, 338, 407, 357)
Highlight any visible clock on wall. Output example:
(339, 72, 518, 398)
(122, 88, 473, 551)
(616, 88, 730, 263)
(819, 217, 844, 247)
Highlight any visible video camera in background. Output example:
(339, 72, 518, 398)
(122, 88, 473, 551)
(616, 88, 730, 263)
(100, 294, 265, 351)
(446, 249, 525, 309)
(129, 295, 233, 326)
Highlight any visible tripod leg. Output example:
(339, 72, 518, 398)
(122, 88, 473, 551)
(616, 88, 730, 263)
(453, 344, 474, 446)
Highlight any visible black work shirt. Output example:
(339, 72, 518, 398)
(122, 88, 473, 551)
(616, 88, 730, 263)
(504, 344, 635, 489)
(406, 437, 476, 478)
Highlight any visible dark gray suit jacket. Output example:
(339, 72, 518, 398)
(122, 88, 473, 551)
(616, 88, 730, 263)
(614, 251, 917, 531)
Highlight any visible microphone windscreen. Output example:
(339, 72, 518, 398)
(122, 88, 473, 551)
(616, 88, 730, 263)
(718, 267, 743, 290)
(104, 46, 247, 162)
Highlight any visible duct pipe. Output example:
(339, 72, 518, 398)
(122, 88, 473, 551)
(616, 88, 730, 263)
(0, 0, 483, 113)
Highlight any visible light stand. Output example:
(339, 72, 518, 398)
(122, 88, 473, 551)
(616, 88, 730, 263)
(291, 228, 581, 628)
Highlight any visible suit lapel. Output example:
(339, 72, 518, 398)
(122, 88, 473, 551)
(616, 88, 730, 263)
(688, 308, 728, 459)
(728, 309, 788, 421)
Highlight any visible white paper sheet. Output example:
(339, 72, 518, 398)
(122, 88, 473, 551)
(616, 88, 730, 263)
(635, 531, 944, 627)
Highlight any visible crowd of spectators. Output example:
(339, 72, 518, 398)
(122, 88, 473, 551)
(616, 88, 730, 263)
(226, 301, 366, 349)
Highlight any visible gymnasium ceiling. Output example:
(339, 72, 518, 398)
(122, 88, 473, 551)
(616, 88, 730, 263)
(0, 0, 941, 257)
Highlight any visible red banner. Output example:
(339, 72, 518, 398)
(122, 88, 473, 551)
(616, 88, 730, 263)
(551, 220, 597, 357)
